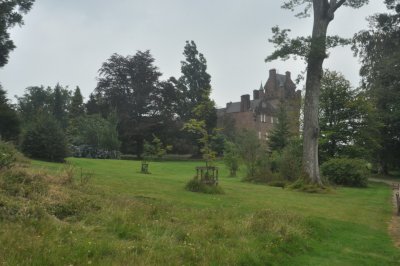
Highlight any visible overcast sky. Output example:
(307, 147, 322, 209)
(0, 0, 387, 107)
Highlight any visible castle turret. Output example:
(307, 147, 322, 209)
(240, 94, 250, 112)
(253, 90, 260, 100)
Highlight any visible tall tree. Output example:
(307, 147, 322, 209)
(0, 0, 35, 67)
(353, 0, 400, 173)
(95, 51, 162, 155)
(53, 84, 64, 121)
(177, 41, 216, 131)
(266, 0, 369, 185)
(85, 93, 100, 115)
(17, 85, 71, 129)
(52, 84, 70, 129)
(69, 86, 85, 118)
(0, 84, 20, 141)
(318, 70, 380, 162)
(17, 86, 54, 124)
(319, 70, 354, 160)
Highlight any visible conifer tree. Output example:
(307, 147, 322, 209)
(70, 86, 85, 118)
(268, 103, 290, 152)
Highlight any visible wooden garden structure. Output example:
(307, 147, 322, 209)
(394, 183, 400, 216)
(195, 166, 219, 185)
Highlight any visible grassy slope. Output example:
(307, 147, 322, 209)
(2, 158, 398, 265)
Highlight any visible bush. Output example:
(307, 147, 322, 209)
(278, 139, 302, 181)
(243, 154, 280, 183)
(321, 158, 369, 187)
(0, 141, 28, 170)
(0, 141, 17, 170)
(185, 178, 224, 194)
(21, 115, 68, 162)
(223, 141, 240, 177)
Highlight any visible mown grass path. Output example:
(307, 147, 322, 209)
(370, 178, 400, 248)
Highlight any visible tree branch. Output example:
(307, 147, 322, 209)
(331, 0, 347, 13)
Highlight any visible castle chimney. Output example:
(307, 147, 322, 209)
(269, 69, 277, 78)
(253, 90, 260, 100)
(286, 71, 291, 80)
(240, 94, 251, 112)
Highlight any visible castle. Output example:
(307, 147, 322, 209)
(217, 69, 301, 140)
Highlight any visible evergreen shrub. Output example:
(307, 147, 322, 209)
(185, 178, 224, 194)
(321, 158, 369, 187)
(21, 115, 67, 162)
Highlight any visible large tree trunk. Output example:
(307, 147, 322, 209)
(302, 1, 333, 185)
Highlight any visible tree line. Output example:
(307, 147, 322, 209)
(0, 41, 217, 161)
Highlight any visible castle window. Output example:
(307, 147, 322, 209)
(258, 131, 261, 139)
(271, 117, 274, 124)
(265, 132, 269, 140)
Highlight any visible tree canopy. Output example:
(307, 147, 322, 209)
(353, 0, 400, 173)
(0, 0, 35, 67)
(267, 0, 369, 185)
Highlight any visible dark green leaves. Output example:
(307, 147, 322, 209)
(266, 26, 351, 62)
(0, 0, 35, 67)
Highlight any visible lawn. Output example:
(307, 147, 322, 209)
(1, 158, 399, 265)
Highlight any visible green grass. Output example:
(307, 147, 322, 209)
(1, 158, 399, 265)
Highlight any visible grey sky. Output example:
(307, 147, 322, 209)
(0, 0, 387, 107)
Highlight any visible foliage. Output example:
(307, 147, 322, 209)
(266, 0, 369, 185)
(183, 119, 217, 168)
(223, 141, 240, 177)
(319, 70, 353, 160)
(236, 130, 275, 183)
(176, 41, 217, 131)
(278, 138, 303, 181)
(268, 102, 291, 152)
(69, 86, 85, 119)
(0, 84, 20, 141)
(321, 158, 369, 187)
(0, 0, 35, 67)
(53, 84, 69, 128)
(247, 154, 275, 183)
(319, 70, 381, 163)
(70, 113, 121, 154)
(353, 1, 400, 173)
(95, 51, 164, 156)
(0, 141, 18, 170)
(185, 178, 224, 194)
(17, 85, 72, 128)
(236, 129, 262, 179)
(21, 115, 68, 162)
(210, 133, 225, 156)
(142, 135, 172, 161)
(220, 114, 236, 141)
